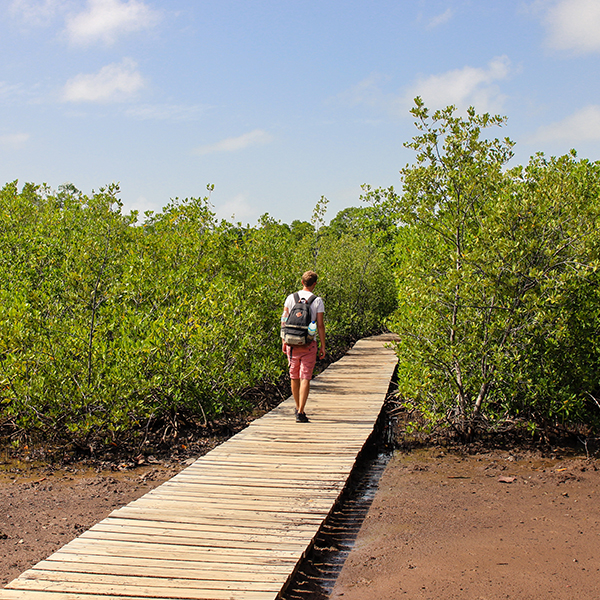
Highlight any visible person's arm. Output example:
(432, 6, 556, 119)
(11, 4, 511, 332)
(317, 311, 326, 359)
(281, 305, 290, 352)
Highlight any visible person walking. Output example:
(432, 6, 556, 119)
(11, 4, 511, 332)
(281, 270, 326, 422)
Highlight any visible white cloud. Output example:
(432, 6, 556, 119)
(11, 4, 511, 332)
(194, 130, 274, 156)
(0, 81, 24, 101)
(65, 0, 160, 46)
(404, 55, 511, 113)
(62, 58, 145, 102)
(125, 103, 209, 121)
(336, 73, 391, 110)
(121, 194, 157, 218)
(215, 193, 257, 223)
(528, 105, 600, 143)
(543, 0, 600, 54)
(0, 132, 30, 148)
(338, 56, 511, 118)
(427, 8, 453, 29)
(10, 0, 67, 26)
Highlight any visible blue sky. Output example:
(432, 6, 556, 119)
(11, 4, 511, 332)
(2, 0, 600, 224)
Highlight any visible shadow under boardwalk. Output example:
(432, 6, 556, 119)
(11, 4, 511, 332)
(1, 335, 398, 600)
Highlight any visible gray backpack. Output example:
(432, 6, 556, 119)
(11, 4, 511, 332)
(282, 292, 316, 345)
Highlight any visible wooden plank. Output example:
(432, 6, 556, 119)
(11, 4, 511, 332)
(203, 444, 365, 454)
(107, 496, 335, 514)
(94, 518, 318, 538)
(7, 580, 280, 600)
(135, 493, 337, 509)
(40, 554, 291, 575)
(105, 507, 323, 527)
(0, 589, 274, 600)
(136, 488, 337, 504)
(77, 530, 311, 551)
(13, 571, 285, 593)
(192, 452, 359, 463)
(62, 538, 304, 559)
(98, 517, 317, 537)
(1, 593, 277, 600)
(168, 472, 347, 485)
(113, 501, 331, 521)
(180, 459, 357, 469)
(29, 562, 288, 584)
(148, 482, 340, 498)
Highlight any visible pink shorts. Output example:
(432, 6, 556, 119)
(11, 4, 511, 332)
(286, 340, 318, 380)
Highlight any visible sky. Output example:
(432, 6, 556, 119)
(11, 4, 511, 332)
(1, 0, 600, 224)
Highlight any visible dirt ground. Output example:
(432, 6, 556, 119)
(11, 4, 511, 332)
(2, 448, 599, 599)
(331, 448, 600, 600)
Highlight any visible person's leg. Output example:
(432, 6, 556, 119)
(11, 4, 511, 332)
(287, 344, 302, 414)
(296, 342, 317, 420)
(291, 378, 301, 412)
(298, 379, 311, 414)
(288, 342, 317, 421)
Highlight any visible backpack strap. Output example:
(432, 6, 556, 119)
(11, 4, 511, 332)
(292, 291, 316, 304)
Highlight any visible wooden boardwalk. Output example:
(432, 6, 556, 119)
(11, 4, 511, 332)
(1, 335, 397, 600)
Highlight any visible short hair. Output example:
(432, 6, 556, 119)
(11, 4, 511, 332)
(302, 270, 318, 287)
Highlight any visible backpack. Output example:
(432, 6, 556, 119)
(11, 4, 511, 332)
(282, 292, 317, 346)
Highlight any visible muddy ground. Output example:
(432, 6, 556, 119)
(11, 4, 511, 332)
(331, 448, 600, 600)
(2, 447, 599, 598)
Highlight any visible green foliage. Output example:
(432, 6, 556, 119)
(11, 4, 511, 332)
(306, 232, 397, 344)
(0, 182, 397, 445)
(486, 152, 600, 426)
(289, 220, 314, 242)
(323, 203, 400, 260)
(365, 99, 600, 434)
